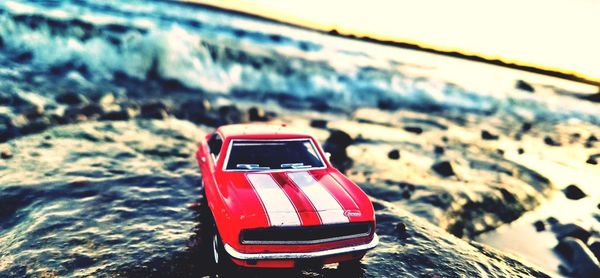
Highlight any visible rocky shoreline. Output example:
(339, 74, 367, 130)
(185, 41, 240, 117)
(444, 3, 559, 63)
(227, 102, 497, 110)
(4, 89, 598, 276)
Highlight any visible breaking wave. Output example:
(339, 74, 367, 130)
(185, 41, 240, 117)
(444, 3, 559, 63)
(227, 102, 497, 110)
(0, 0, 598, 122)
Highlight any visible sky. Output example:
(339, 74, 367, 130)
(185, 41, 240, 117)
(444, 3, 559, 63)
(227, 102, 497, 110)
(187, 0, 600, 82)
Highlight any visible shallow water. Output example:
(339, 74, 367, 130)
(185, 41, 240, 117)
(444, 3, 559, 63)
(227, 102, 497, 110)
(477, 151, 600, 276)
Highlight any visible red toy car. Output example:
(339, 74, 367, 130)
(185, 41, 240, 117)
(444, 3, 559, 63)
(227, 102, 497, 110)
(196, 124, 378, 269)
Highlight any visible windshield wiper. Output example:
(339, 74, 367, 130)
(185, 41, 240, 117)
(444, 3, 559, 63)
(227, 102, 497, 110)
(280, 163, 311, 169)
(236, 164, 271, 170)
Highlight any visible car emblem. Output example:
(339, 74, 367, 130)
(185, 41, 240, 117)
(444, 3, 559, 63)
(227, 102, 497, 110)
(344, 210, 362, 217)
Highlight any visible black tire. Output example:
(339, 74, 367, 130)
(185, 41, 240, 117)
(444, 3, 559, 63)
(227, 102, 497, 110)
(208, 215, 238, 276)
(337, 258, 363, 272)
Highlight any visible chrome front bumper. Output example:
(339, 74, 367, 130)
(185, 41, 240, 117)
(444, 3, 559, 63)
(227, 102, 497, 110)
(224, 234, 379, 260)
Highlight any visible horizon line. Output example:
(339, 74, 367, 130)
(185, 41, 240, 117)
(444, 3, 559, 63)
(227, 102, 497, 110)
(179, 0, 600, 89)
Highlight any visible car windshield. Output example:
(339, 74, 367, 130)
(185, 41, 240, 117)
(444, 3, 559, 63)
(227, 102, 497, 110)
(225, 139, 325, 171)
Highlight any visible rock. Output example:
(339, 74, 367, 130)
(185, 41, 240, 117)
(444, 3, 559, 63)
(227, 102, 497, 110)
(18, 117, 51, 135)
(388, 149, 400, 160)
(248, 107, 269, 122)
(396, 222, 407, 235)
(586, 135, 598, 148)
(175, 99, 211, 123)
(481, 130, 499, 140)
(0, 115, 17, 143)
(1, 148, 12, 159)
(544, 136, 561, 146)
(589, 239, 600, 262)
(434, 145, 445, 155)
(554, 237, 600, 277)
(310, 119, 328, 129)
(563, 185, 586, 200)
(432, 161, 456, 177)
(586, 154, 600, 165)
(516, 80, 535, 92)
(517, 148, 524, 155)
(100, 108, 133, 121)
(217, 105, 244, 125)
(21, 103, 44, 119)
(547, 217, 559, 226)
(521, 122, 532, 133)
(79, 104, 104, 118)
(553, 223, 591, 242)
(55, 91, 88, 105)
(534, 220, 545, 232)
(140, 102, 169, 119)
(323, 129, 354, 172)
(0, 93, 27, 106)
(583, 92, 600, 103)
(404, 126, 423, 134)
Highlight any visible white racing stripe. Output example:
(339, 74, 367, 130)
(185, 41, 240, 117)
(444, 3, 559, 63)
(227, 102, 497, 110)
(246, 173, 301, 226)
(287, 172, 349, 224)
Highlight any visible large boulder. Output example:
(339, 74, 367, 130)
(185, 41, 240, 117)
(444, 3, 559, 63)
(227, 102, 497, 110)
(554, 237, 600, 277)
(553, 223, 592, 242)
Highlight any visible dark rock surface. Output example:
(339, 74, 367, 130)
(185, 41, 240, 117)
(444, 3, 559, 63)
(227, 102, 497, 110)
(310, 119, 328, 129)
(516, 80, 535, 92)
(431, 160, 456, 177)
(586, 154, 600, 165)
(481, 130, 499, 140)
(403, 126, 423, 134)
(553, 223, 592, 242)
(0, 121, 549, 277)
(554, 237, 600, 277)
(55, 91, 88, 105)
(563, 184, 587, 200)
(323, 129, 354, 172)
(534, 220, 545, 232)
(544, 136, 561, 146)
(388, 149, 400, 160)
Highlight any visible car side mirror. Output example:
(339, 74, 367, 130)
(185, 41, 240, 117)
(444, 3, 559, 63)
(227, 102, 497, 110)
(325, 152, 332, 162)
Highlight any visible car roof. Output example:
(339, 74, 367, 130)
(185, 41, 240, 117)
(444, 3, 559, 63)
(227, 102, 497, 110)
(216, 123, 314, 140)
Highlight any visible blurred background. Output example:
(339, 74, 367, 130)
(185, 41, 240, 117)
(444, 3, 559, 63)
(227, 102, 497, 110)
(0, 0, 598, 277)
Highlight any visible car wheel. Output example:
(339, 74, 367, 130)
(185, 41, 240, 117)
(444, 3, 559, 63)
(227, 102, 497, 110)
(209, 221, 237, 275)
(338, 258, 363, 271)
(212, 230, 221, 265)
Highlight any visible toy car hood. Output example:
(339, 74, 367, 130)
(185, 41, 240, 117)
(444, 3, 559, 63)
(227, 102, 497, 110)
(218, 168, 374, 228)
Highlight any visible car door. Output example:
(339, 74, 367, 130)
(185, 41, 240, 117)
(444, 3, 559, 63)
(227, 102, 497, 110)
(198, 133, 223, 207)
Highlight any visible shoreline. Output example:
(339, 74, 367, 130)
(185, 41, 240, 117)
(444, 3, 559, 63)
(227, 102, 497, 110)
(178, 0, 600, 90)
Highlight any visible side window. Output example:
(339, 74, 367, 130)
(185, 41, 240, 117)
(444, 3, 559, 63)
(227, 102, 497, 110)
(207, 133, 223, 159)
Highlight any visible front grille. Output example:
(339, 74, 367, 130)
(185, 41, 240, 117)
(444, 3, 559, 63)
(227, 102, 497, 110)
(240, 222, 373, 245)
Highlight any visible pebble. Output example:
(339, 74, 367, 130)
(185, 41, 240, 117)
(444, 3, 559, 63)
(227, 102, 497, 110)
(585, 154, 599, 165)
(310, 119, 328, 129)
(432, 160, 456, 177)
(516, 80, 535, 92)
(544, 136, 561, 146)
(388, 149, 400, 160)
(481, 130, 499, 140)
(533, 220, 545, 232)
(1, 148, 12, 159)
(403, 126, 423, 134)
(563, 184, 586, 200)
